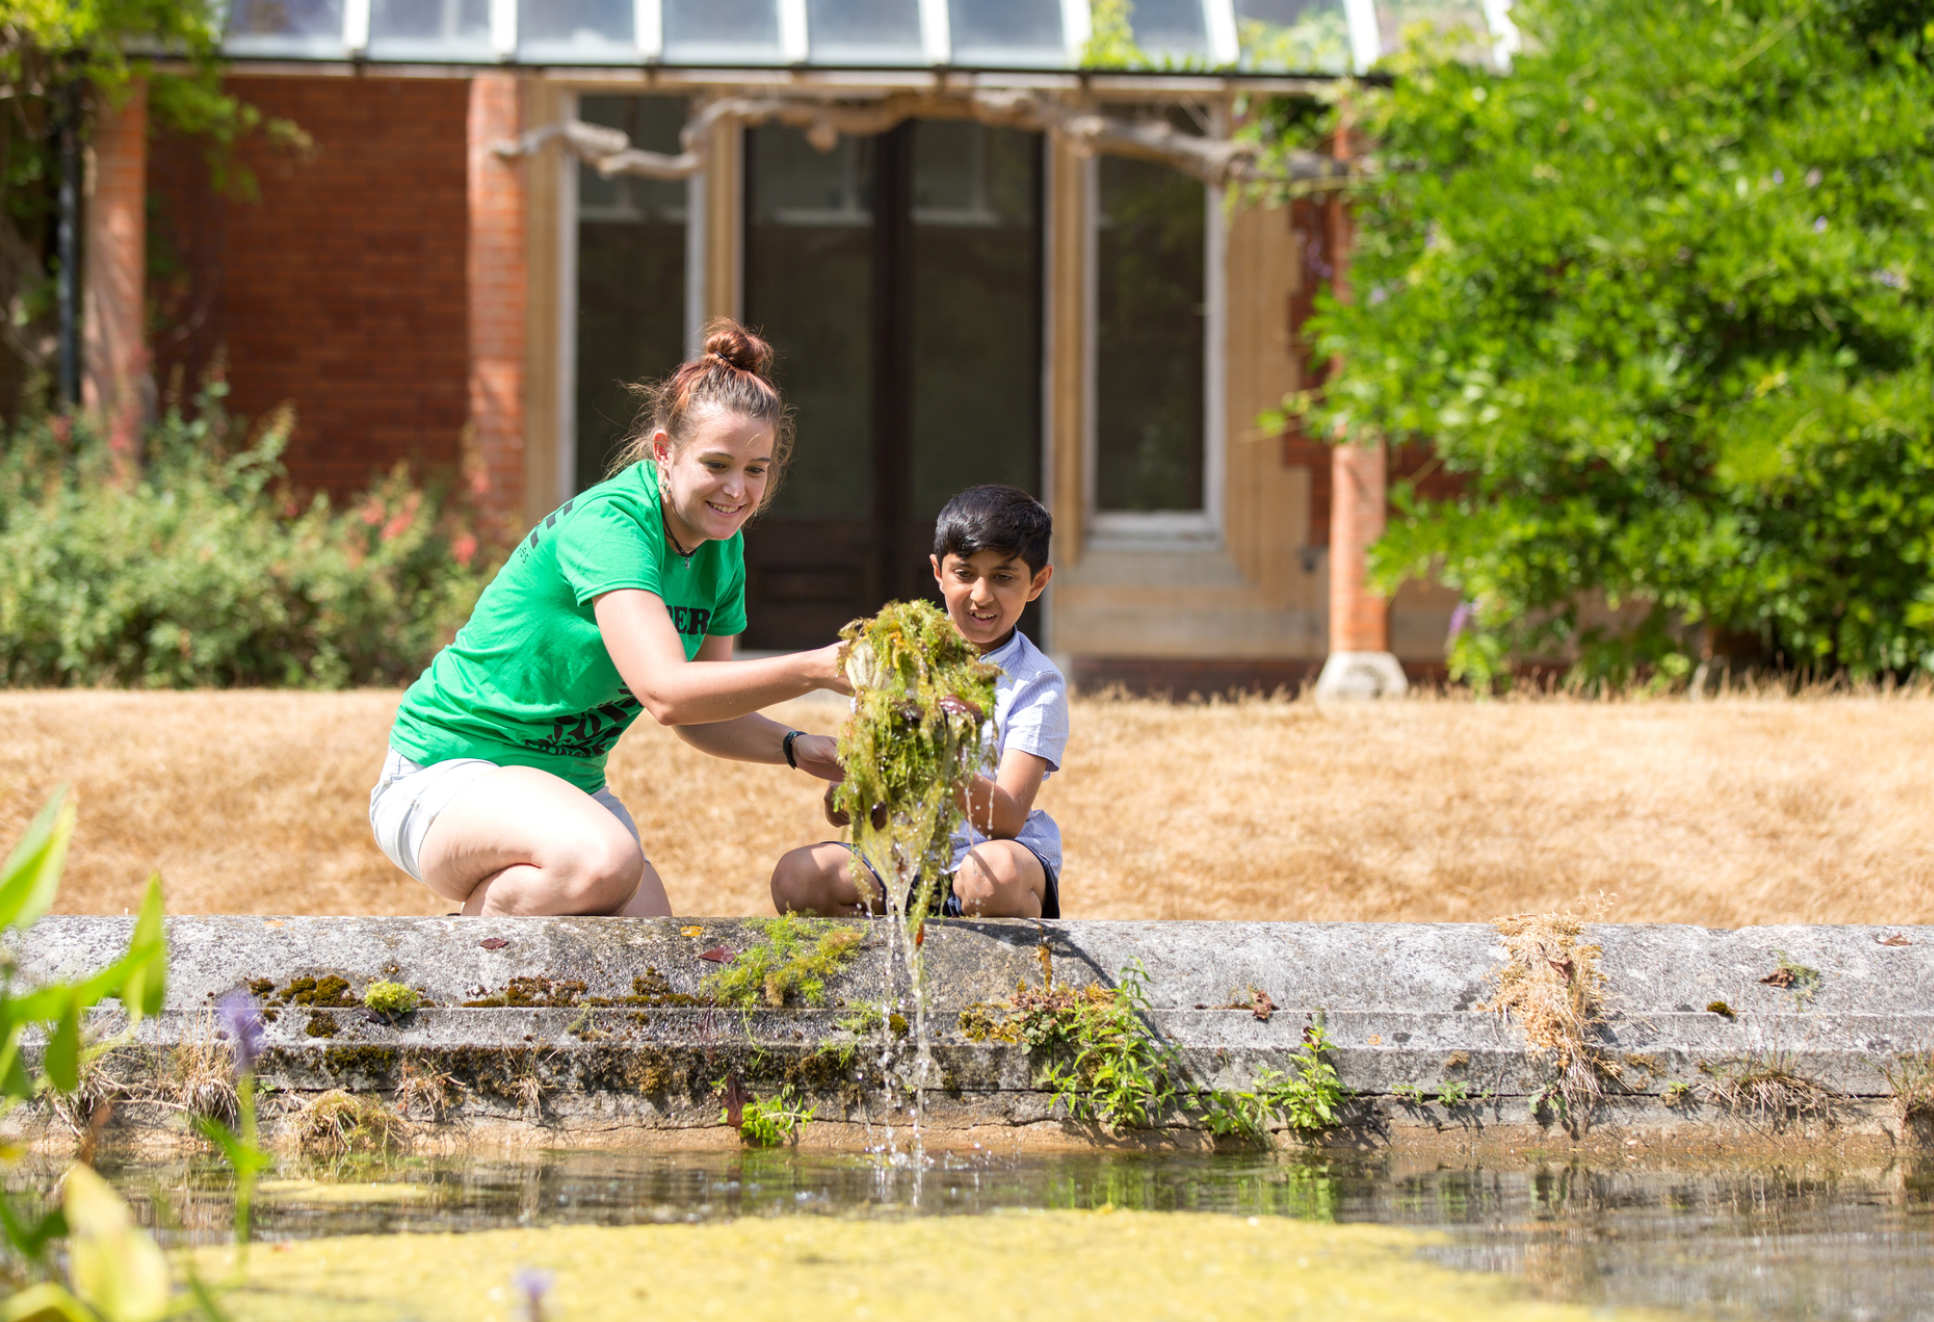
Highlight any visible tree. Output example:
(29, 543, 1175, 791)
(1291, 0, 1934, 685)
(0, 2, 298, 419)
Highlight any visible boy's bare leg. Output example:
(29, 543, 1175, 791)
(770, 844, 883, 916)
(951, 842, 1046, 918)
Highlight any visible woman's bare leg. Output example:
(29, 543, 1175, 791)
(418, 766, 647, 916)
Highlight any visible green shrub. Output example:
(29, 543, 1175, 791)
(0, 386, 494, 687)
(1273, 0, 1934, 686)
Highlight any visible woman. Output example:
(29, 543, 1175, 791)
(370, 320, 848, 916)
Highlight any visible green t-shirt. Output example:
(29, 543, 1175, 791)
(388, 463, 747, 793)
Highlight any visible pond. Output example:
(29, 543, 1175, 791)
(86, 1146, 1934, 1321)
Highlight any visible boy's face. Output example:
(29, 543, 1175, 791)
(930, 549, 1053, 652)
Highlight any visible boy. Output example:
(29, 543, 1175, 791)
(769, 484, 1067, 919)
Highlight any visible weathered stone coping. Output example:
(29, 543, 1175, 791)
(9, 916, 1934, 1152)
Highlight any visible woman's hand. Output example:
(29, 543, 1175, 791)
(791, 733, 842, 783)
(805, 641, 854, 696)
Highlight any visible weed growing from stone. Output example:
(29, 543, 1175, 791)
(962, 961, 1348, 1142)
(395, 1055, 460, 1122)
(1763, 953, 1823, 1008)
(1483, 911, 1616, 1129)
(1203, 1025, 1350, 1142)
(1880, 1051, 1934, 1130)
(726, 1084, 815, 1148)
(292, 1089, 408, 1160)
(704, 914, 867, 1009)
(173, 1018, 242, 1129)
(1697, 1053, 1836, 1128)
(834, 599, 998, 923)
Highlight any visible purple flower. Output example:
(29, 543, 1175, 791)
(1446, 601, 1476, 646)
(1812, 217, 1828, 233)
(512, 1268, 554, 1321)
(1876, 269, 1905, 290)
(216, 989, 265, 1074)
(1771, 168, 1785, 185)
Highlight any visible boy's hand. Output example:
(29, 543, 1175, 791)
(791, 733, 843, 783)
(822, 786, 890, 831)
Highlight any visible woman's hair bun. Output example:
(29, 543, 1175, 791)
(703, 318, 774, 379)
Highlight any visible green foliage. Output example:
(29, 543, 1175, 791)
(1081, 0, 1144, 67)
(0, 791, 196, 1320)
(727, 1085, 815, 1148)
(362, 981, 421, 1018)
(1028, 962, 1180, 1130)
(703, 916, 867, 1010)
(1201, 1025, 1350, 1141)
(969, 962, 1350, 1142)
(0, 386, 494, 687)
(2, 2, 308, 414)
(1283, 0, 1934, 685)
(834, 600, 998, 923)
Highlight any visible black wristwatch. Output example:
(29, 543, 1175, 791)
(782, 729, 803, 769)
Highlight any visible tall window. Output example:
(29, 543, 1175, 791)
(573, 95, 689, 492)
(1092, 108, 1212, 528)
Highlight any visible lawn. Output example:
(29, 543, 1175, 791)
(3, 689, 1929, 925)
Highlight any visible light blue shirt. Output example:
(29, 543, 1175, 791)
(949, 629, 1068, 873)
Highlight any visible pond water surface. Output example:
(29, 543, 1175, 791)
(94, 1147, 1934, 1321)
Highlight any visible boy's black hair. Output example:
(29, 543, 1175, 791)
(932, 484, 1053, 575)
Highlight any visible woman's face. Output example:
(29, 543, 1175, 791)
(653, 408, 775, 548)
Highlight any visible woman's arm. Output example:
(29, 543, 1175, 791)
(594, 589, 847, 726)
(666, 635, 843, 780)
(958, 748, 1052, 840)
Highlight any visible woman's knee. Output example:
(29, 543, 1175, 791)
(546, 826, 644, 913)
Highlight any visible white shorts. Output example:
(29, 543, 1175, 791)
(367, 747, 640, 882)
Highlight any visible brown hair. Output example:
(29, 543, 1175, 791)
(610, 318, 794, 509)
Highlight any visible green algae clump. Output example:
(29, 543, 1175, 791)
(833, 599, 998, 919)
(705, 915, 866, 1009)
(362, 981, 421, 1017)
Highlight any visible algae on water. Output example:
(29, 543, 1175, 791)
(833, 599, 998, 920)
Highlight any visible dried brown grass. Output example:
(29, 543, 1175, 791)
(1481, 911, 1613, 1125)
(5, 687, 1934, 922)
(291, 1089, 408, 1159)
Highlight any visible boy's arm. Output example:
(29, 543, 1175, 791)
(959, 747, 1051, 840)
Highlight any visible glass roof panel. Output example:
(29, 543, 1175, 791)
(662, 0, 787, 63)
(518, 0, 639, 63)
(368, 0, 493, 59)
(1234, 0, 1354, 73)
(1374, 0, 1495, 62)
(1128, 0, 1213, 61)
(224, 0, 347, 56)
(807, 0, 927, 64)
(947, 0, 1068, 67)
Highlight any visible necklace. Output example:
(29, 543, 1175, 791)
(660, 502, 700, 562)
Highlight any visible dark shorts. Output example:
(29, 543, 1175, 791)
(829, 841, 1061, 920)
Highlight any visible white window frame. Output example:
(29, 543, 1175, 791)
(1082, 107, 1226, 546)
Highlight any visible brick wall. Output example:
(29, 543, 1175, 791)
(150, 76, 471, 498)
